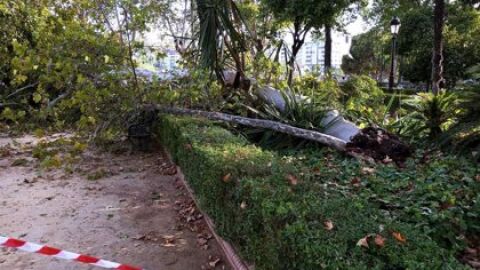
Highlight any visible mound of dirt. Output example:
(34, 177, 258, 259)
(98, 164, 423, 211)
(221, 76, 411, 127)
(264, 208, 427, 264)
(346, 127, 412, 164)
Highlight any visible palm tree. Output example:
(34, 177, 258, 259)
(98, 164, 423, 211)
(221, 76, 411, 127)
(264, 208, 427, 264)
(195, 0, 247, 84)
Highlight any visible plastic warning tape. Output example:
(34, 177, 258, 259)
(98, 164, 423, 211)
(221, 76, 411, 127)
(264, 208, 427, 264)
(0, 235, 144, 270)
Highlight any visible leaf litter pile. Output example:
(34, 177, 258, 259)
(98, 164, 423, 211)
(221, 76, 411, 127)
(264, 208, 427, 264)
(173, 178, 224, 269)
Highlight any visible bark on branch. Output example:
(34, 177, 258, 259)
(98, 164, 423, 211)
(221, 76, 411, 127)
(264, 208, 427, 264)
(0, 103, 21, 109)
(6, 82, 39, 99)
(150, 105, 347, 152)
(47, 89, 73, 109)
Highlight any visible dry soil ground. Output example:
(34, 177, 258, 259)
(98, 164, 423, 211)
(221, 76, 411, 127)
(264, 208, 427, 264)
(0, 134, 228, 270)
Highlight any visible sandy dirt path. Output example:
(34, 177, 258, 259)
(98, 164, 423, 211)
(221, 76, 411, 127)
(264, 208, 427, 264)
(0, 134, 228, 270)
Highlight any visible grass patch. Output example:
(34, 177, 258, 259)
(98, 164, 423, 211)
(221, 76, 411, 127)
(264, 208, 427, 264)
(32, 137, 86, 170)
(87, 168, 109, 180)
(11, 158, 29, 166)
(156, 116, 472, 269)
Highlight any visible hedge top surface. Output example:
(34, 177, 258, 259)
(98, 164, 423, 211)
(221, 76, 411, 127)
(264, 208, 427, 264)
(157, 115, 472, 270)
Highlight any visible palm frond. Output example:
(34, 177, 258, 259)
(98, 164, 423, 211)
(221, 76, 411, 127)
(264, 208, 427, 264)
(196, 0, 247, 71)
(394, 91, 458, 140)
(242, 89, 333, 149)
(439, 87, 480, 158)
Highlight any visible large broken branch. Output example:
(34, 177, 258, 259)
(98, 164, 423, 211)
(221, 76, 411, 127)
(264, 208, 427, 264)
(150, 105, 347, 152)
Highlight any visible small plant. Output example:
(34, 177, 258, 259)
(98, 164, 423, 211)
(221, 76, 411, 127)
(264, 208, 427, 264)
(11, 158, 29, 167)
(394, 91, 458, 141)
(32, 137, 87, 170)
(40, 154, 63, 169)
(244, 89, 332, 148)
(87, 168, 108, 180)
(440, 87, 480, 158)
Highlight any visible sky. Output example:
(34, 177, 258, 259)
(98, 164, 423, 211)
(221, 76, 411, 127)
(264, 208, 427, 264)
(143, 2, 373, 49)
(346, 17, 371, 36)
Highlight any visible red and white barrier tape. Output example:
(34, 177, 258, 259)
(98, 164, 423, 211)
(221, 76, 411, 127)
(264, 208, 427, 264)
(0, 235, 144, 270)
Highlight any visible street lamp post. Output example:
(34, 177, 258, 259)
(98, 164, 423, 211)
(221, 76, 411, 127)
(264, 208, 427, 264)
(389, 17, 401, 92)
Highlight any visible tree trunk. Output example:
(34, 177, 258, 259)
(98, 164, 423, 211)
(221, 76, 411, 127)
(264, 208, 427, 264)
(432, 0, 445, 95)
(398, 56, 403, 85)
(151, 105, 347, 151)
(123, 7, 140, 92)
(324, 24, 332, 74)
(287, 19, 309, 86)
(379, 49, 386, 84)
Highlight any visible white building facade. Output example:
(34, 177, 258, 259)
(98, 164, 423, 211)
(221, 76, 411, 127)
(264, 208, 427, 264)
(280, 31, 352, 75)
(155, 49, 182, 71)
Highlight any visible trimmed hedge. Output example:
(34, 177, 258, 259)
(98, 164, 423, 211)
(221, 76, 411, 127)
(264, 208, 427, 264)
(156, 116, 465, 270)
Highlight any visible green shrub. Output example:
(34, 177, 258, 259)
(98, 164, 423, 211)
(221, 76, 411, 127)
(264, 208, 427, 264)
(293, 74, 342, 108)
(341, 75, 386, 126)
(394, 91, 458, 141)
(156, 115, 466, 270)
(382, 87, 419, 95)
(244, 88, 332, 149)
(440, 87, 480, 159)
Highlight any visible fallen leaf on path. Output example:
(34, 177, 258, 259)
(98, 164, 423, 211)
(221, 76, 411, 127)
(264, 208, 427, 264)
(392, 231, 407, 243)
(133, 235, 146, 241)
(374, 234, 386, 247)
(208, 256, 221, 268)
(197, 237, 208, 246)
(356, 236, 369, 248)
(0, 146, 12, 157)
(324, 220, 334, 231)
(23, 178, 37, 184)
(161, 236, 177, 247)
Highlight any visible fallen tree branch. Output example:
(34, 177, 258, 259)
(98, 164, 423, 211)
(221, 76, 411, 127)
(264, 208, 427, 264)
(150, 105, 347, 152)
(6, 82, 39, 99)
(0, 103, 22, 109)
(47, 89, 73, 109)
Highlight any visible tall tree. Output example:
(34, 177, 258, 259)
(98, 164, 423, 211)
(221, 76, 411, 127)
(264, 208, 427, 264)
(341, 28, 389, 80)
(322, 1, 365, 73)
(324, 24, 332, 72)
(432, 0, 445, 94)
(396, 6, 433, 87)
(262, 0, 364, 84)
(262, 0, 321, 85)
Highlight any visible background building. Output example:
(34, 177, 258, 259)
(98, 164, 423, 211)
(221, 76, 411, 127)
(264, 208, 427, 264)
(154, 49, 182, 71)
(280, 31, 352, 75)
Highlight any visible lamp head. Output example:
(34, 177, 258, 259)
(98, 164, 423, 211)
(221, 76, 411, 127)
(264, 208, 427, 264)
(390, 16, 401, 35)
